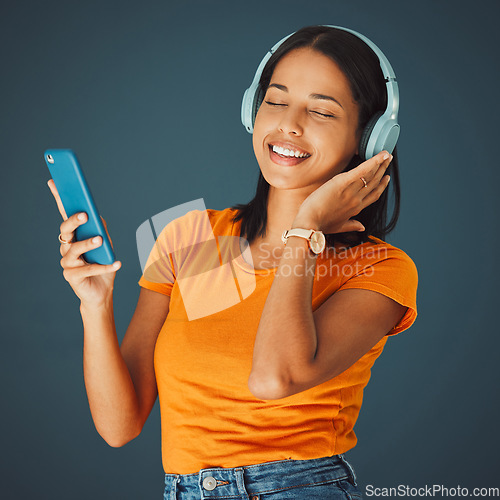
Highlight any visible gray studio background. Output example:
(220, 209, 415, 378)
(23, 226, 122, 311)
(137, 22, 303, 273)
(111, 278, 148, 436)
(2, 0, 499, 498)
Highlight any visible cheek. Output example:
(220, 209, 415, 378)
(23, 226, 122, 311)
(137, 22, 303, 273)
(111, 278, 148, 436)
(321, 124, 358, 156)
(252, 113, 268, 154)
(252, 108, 266, 135)
(252, 129, 262, 158)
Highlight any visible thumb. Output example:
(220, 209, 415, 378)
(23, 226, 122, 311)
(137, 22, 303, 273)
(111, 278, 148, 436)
(336, 219, 365, 234)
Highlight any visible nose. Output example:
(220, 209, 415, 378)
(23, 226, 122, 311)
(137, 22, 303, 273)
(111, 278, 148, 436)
(278, 107, 303, 136)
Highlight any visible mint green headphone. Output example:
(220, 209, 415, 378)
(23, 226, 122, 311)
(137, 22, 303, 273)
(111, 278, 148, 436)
(241, 25, 400, 160)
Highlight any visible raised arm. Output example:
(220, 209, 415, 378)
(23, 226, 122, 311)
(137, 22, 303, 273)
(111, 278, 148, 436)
(248, 151, 408, 399)
(248, 233, 406, 400)
(48, 179, 169, 446)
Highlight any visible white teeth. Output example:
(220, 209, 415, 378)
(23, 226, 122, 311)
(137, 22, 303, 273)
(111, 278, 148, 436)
(272, 145, 309, 158)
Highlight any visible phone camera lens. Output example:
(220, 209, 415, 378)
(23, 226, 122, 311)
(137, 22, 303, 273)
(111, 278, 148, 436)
(47, 154, 54, 164)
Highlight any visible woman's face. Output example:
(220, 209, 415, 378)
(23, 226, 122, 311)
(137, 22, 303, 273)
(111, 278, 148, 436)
(252, 47, 361, 193)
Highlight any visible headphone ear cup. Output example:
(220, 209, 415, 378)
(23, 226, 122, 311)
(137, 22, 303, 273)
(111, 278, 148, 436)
(252, 86, 265, 126)
(241, 88, 254, 132)
(241, 84, 265, 133)
(358, 112, 382, 160)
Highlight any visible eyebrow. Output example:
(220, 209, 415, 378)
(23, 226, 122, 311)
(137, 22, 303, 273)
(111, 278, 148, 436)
(268, 83, 344, 110)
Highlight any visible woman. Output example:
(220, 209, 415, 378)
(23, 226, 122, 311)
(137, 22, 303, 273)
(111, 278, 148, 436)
(48, 25, 417, 499)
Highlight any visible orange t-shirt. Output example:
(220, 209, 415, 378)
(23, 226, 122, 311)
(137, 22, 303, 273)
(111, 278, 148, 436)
(138, 207, 418, 474)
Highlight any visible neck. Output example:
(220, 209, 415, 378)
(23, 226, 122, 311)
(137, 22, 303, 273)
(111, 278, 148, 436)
(241, 184, 317, 269)
(260, 185, 315, 244)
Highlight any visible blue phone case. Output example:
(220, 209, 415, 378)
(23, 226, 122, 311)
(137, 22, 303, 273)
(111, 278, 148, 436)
(44, 149, 116, 265)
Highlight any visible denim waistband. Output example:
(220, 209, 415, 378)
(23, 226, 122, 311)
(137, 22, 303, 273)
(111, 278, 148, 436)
(164, 454, 357, 499)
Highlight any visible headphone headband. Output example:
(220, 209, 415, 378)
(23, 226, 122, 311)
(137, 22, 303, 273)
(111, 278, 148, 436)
(241, 25, 400, 160)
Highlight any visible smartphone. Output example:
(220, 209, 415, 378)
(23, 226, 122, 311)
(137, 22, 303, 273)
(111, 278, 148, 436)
(44, 149, 116, 265)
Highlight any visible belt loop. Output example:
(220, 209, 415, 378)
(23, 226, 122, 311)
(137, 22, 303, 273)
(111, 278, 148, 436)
(165, 474, 180, 500)
(234, 467, 250, 499)
(338, 454, 358, 486)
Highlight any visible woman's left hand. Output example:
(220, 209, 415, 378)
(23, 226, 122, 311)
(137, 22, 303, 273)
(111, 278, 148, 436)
(293, 151, 393, 233)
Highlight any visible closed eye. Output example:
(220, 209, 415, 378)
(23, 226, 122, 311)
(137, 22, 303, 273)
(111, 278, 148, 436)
(265, 101, 334, 118)
(312, 110, 335, 118)
(265, 100, 336, 119)
(264, 100, 286, 107)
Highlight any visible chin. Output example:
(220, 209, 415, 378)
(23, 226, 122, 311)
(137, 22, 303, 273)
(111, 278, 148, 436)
(260, 170, 316, 193)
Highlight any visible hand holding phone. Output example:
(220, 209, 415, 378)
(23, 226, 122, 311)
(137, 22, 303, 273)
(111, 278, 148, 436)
(46, 149, 121, 306)
(45, 149, 116, 265)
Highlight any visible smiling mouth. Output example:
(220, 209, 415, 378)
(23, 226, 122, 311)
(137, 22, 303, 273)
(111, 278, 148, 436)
(269, 144, 311, 159)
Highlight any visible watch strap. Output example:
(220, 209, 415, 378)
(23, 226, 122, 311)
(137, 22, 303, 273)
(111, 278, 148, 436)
(281, 228, 315, 245)
(282, 228, 326, 254)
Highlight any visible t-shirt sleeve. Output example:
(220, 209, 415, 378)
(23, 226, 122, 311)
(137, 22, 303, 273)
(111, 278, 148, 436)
(137, 209, 216, 297)
(137, 223, 176, 297)
(338, 244, 418, 335)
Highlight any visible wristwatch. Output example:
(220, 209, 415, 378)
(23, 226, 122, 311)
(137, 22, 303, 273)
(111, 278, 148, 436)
(281, 228, 326, 255)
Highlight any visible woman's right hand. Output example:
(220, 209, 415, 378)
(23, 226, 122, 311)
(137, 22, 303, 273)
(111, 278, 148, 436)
(47, 179, 122, 307)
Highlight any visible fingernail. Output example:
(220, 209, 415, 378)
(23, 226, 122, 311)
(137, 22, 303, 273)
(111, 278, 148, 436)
(112, 261, 121, 269)
(92, 236, 101, 244)
(382, 152, 390, 161)
(78, 213, 86, 221)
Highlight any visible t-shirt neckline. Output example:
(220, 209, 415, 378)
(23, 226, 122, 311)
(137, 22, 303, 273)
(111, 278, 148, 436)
(228, 211, 277, 276)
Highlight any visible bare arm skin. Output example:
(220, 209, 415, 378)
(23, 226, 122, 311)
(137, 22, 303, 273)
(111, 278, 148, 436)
(48, 179, 169, 446)
(81, 289, 169, 447)
(248, 236, 406, 400)
(249, 152, 407, 400)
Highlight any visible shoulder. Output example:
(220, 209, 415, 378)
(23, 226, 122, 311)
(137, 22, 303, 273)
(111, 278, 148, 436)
(326, 236, 418, 284)
(329, 236, 418, 335)
(366, 236, 418, 285)
(175, 206, 238, 229)
(155, 206, 238, 242)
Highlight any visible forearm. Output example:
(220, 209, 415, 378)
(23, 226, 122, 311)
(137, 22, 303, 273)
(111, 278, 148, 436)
(80, 298, 141, 447)
(249, 234, 319, 399)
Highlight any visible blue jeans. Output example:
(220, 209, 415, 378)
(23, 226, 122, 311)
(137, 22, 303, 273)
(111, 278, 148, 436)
(163, 454, 363, 499)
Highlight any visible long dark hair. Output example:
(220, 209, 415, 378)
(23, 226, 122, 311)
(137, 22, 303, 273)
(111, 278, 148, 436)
(231, 25, 401, 248)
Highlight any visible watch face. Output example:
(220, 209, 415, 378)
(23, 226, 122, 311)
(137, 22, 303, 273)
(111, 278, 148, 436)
(310, 231, 326, 254)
